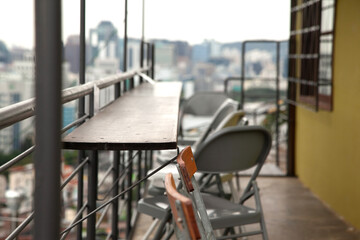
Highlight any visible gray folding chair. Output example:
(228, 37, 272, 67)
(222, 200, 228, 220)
(150, 106, 243, 198)
(138, 126, 272, 239)
(178, 92, 229, 140)
(157, 98, 240, 165)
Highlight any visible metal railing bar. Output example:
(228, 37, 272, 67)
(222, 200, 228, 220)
(0, 98, 35, 130)
(105, 231, 112, 240)
(97, 171, 126, 201)
(0, 146, 35, 173)
(6, 212, 34, 240)
(60, 154, 178, 235)
(96, 68, 148, 90)
(98, 164, 113, 188)
(0, 217, 27, 222)
(97, 151, 139, 201)
(95, 204, 111, 229)
(61, 114, 89, 134)
(60, 202, 88, 240)
(0, 68, 150, 131)
(60, 156, 89, 190)
(285, 99, 317, 112)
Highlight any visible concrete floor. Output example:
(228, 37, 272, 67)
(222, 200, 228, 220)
(132, 177, 360, 240)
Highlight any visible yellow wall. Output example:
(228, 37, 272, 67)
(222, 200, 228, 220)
(295, 0, 360, 229)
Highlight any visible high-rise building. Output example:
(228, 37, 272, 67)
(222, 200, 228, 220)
(89, 21, 119, 66)
(64, 35, 80, 73)
(191, 42, 210, 63)
(0, 40, 11, 64)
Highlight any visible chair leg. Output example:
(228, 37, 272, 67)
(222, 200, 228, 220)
(152, 211, 172, 240)
(260, 217, 269, 240)
(141, 219, 159, 240)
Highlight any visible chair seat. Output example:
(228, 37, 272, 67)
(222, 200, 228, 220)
(137, 195, 169, 220)
(202, 193, 261, 229)
(137, 193, 261, 230)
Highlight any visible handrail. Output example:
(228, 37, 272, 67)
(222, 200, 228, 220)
(0, 67, 149, 130)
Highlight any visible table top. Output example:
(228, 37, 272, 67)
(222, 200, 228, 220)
(62, 82, 182, 150)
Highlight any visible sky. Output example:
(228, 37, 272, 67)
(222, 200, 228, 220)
(0, 0, 290, 49)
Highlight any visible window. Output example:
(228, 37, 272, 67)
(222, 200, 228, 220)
(288, 0, 336, 111)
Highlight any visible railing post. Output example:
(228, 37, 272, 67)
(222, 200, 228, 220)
(240, 42, 246, 109)
(140, 41, 144, 84)
(112, 27, 122, 236)
(275, 41, 280, 167)
(137, 151, 142, 200)
(111, 151, 120, 239)
(34, 0, 62, 239)
(150, 43, 155, 79)
(123, 0, 128, 92)
(77, 2, 86, 238)
(126, 150, 133, 238)
(87, 150, 98, 240)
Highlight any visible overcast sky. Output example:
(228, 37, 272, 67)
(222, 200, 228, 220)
(1, 0, 290, 49)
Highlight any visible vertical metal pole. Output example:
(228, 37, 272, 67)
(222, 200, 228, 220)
(124, 4, 131, 236)
(151, 44, 155, 79)
(34, 0, 62, 239)
(115, 80, 121, 97)
(130, 77, 134, 89)
(140, 0, 145, 83)
(77, 1, 86, 239)
(140, 41, 144, 83)
(121, 151, 125, 200)
(126, 151, 133, 238)
(123, 0, 128, 88)
(112, 1, 122, 232)
(76, 152, 85, 240)
(87, 150, 98, 240)
(275, 42, 280, 167)
(149, 150, 153, 169)
(240, 42, 246, 109)
(137, 151, 142, 200)
(86, 89, 96, 240)
(142, 0, 145, 41)
(144, 151, 148, 181)
(147, 43, 151, 76)
(111, 151, 119, 240)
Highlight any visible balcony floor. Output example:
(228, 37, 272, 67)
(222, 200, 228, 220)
(133, 177, 360, 239)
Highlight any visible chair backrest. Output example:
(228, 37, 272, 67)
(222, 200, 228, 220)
(164, 173, 201, 240)
(179, 92, 230, 137)
(194, 126, 271, 194)
(176, 147, 216, 240)
(214, 110, 245, 131)
(194, 99, 238, 146)
(181, 92, 229, 116)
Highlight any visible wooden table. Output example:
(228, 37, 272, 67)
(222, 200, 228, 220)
(62, 82, 182, 150)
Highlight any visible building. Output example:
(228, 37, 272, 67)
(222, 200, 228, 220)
(0, 72, 33, 153)
(64, 35, 80, 73)
(191, 42, 210, 63)
(0, 40, 11, 64)
(89, 21, 119, 66)
(288, 0, 360, 230)
(8, 164, 34, 213)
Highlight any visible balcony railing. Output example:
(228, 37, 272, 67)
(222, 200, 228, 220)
(0, 0, 159, 239)
(0, 66, 161, 239)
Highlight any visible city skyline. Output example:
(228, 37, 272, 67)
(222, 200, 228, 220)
(1, 0, 290, 49)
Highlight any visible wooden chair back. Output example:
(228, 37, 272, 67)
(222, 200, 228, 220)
(164, 173, 201, 240)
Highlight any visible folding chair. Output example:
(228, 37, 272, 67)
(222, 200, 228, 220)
(150, 107, 244, 198)
(178, 92, 229, 140)
(138, 126, 272, 239)
(164, 173, 202, 240)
